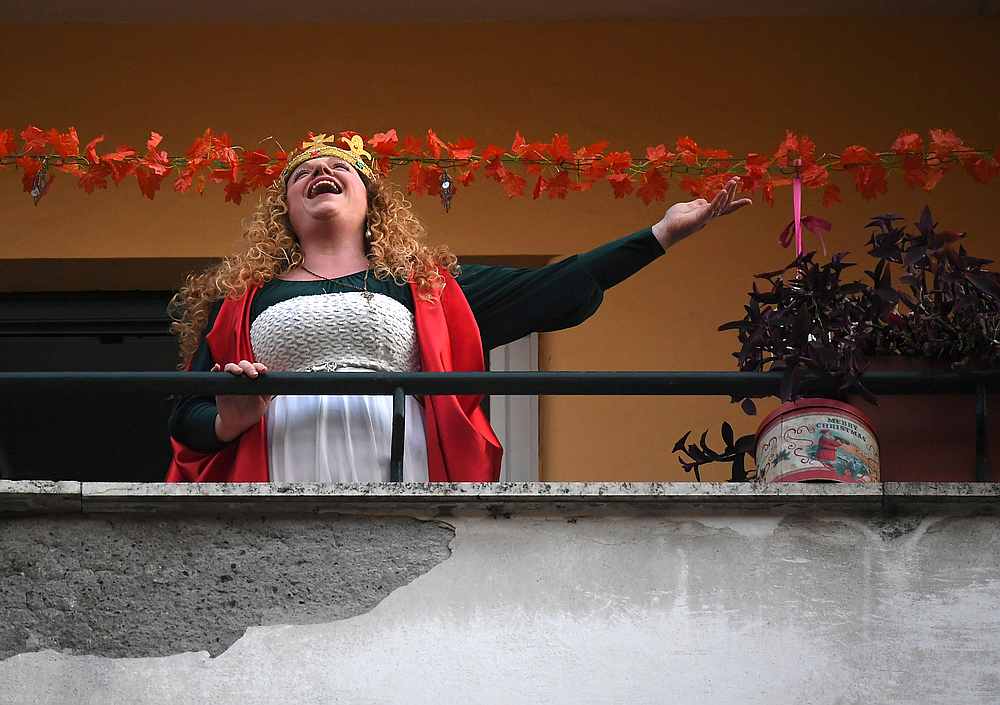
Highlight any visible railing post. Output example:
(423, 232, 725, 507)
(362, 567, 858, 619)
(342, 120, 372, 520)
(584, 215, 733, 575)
(390, 387, 405, 482)
(976, 383, 990, 482)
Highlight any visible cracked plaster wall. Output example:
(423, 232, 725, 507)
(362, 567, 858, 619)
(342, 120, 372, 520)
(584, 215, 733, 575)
(2, 506, 1000, 704)
(0, 513, 454, 659)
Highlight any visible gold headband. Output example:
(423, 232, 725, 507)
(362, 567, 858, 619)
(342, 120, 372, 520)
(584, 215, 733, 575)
(280, 133, 376, 185)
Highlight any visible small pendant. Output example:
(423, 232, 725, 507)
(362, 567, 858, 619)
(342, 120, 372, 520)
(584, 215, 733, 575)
(362, 290, 374, 303)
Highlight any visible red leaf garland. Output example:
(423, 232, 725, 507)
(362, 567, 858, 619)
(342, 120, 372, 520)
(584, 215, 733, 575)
(1, 126, 995, 210)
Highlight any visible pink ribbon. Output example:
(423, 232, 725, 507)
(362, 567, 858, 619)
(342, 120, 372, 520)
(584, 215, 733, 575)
(793, 158, 803, 257)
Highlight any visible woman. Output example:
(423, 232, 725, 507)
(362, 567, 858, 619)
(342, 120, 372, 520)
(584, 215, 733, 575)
(167, 134, 751, 483)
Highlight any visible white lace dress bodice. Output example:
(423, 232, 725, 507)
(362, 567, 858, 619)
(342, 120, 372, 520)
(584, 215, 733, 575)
(249, 292, 428, 483)
(250, 291, 420, 374)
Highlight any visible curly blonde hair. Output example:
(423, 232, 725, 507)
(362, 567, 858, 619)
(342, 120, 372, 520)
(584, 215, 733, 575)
(169, 177, 458, 367)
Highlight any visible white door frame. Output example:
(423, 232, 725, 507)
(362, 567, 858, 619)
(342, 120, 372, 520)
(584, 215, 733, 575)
(488, 333, 539, 482)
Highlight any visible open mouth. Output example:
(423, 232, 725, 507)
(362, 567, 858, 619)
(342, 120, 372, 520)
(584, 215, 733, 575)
(307, 177, 344, 198)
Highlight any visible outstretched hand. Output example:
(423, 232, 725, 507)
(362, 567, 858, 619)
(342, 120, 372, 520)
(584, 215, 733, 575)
(651, 177, 752, 250)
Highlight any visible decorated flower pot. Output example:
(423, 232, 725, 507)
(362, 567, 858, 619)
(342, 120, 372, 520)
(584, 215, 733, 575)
(754, 398, 880, 483)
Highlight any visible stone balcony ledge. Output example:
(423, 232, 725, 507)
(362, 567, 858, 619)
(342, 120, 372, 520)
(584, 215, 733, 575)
(2, 479, 998, 516)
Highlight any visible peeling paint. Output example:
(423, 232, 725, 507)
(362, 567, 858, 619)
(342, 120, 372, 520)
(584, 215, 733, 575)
(0, 514, 454, 660)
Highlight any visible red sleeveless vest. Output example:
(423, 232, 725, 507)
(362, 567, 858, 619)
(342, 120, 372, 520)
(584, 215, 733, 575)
(166, 273, 502, 482)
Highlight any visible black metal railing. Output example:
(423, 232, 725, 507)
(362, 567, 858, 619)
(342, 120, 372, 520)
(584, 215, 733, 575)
(1, 370, 996, 481)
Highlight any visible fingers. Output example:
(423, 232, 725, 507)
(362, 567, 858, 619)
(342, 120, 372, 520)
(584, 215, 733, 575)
(708, 187, 728, 218)
(711, 178, 752, 218)
(722, 197, 753, 215)
(217, 360, 268, 378)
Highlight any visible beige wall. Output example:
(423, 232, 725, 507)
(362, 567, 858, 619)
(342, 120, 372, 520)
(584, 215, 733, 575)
(1, 19, 998, 480)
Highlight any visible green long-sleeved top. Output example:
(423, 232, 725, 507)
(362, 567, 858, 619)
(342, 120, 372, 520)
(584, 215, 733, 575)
(169, 227, 664, 451)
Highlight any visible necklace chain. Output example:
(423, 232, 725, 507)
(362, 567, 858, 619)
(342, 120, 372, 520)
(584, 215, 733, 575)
(298, 263, 374, 302)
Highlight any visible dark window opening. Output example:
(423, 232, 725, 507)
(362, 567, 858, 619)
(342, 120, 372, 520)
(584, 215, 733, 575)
(1, 291, 178, 482)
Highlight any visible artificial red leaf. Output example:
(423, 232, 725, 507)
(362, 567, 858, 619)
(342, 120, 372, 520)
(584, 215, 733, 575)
(822, 183, 842, 207)
(459, 167, 476, 186)
(800, 163, 829, 188)
(78, 163, 111, 193)
(501, 171, 526, 198)
(448, 137, 476, 160)
(224, 179, 251, 205)
(211, 166, 237, 184)
(407, 162, 425, 194)
(773, 131, 816, 166)
(676, 136, 699, 165)
(46, 127, 79, 157)
(545, 170, 571, 199)
(680, 175, 706, 199)
(741, 153, 771, 192)
(891, 131, 923, 154)
(762, 179, 775, 207)
(964, 156, 999, 184)
(546, 133, 573, 163)
(368, 129, 400, 157)
(922, 167, 945, 190)
(140, 132, 171, 176)
(484, 158, 506, 183)
(531, 174, 545, 200)
(400, 135, 424, 156)
(929, 128, 965, 157)
(645, 143, 672, 166)
(701, 148, 734, 161)
(135, 167, 166, 200)
(173, 171, 194, 193)
(427, 129, 448, 159)
(901, 154, 928, 189)
(702, 173, 732, 196)
(0, 129, 15, 157)
(636, 167, 668, 205)
(839, 145, 875, 168)
(84, 135, 105, 165)
(101, 145, 137, 184)
(605, 151, 632, 172)
(213, 132, 238, 168)
(186, 128, 214, 159)
(20, 126, 46, 154)
(583, 159, 609, 180)
(574, 140, 608, 160)
(481, 144, 504, 162)
(854, 164, 888, 199)
(241, 150, 279, 188)
(17, 155, 40, 192)
(512, 132, 547, 165)
(607, 172, 634, 198)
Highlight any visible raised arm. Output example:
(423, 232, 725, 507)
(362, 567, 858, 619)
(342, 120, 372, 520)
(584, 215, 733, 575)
(459, 177, 752, 351)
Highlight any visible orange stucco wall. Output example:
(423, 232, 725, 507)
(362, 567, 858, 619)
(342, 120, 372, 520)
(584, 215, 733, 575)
(2, 19, 998, 480)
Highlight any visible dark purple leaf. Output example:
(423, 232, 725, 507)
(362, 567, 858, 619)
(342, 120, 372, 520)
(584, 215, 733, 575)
(721, 422, 734, 448)
(735, 435, 757, 454)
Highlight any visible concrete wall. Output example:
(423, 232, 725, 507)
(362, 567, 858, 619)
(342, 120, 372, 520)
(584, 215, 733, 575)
(2, 481, 999, 704)
(2, 19, 999, 481)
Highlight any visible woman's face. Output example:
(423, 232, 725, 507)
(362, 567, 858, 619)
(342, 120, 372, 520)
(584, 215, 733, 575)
(285, 156, 369, 235)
